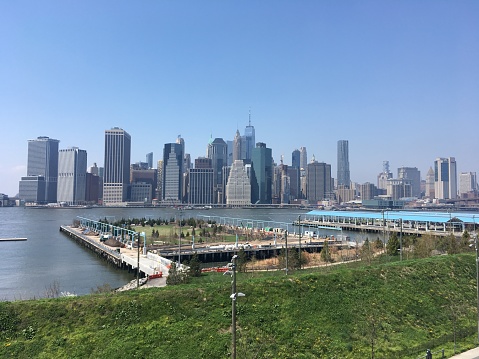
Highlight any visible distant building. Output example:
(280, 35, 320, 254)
(459, 172, 477, 198)
(57, 147, 87, 205)
(146, 152, 153, 169)
(103, 128, 131, 205)
(336, 185, 355, 204)
(288, 167, 300, 200)
(188, 168, 214, 205)
(156, 160, 163, 200)
(397, 167, 421, 198)
(19, 136, 60, 203)
(162, 143, 183, 203)
(233, 130, 242, 162)
(306, 157, 332, 204)
(377, 161, 392, 190)
(251, 142, 273, 204)
(360, 182, 377, 201)
(387, 178, 412, 200)
(130, 166, 157, 202)
(425, 167, 435, 199)
(207, 137, 227, 203)
(434, 157, 457, 200)
(18, 176, 46, 204)
(226, 160, 251, 206)
(129, 182, 153, 203)
(243, 114, 255, 161)
(299, 147, 307, 170)
(337, 140, 350, 188)
(292, 149, 300, 169)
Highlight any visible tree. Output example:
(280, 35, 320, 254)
(386, 233, 400, 256)
(321, 240, 332, 263)
(360, 239, 374, 265)
(237, 248, 248, 273)
(187, 253, 202, 277)
(166, 262, 189, 285)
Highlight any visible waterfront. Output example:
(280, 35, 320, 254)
(0, 206, 313, 301)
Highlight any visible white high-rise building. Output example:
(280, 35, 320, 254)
(459, 172, 477, 197)
(434, 157, 457, 200)
(226, 160, 251, 206)
(103, 128, 131, 205)
(57, 147, 87, 205)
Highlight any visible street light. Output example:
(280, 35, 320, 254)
(224, 255, 246, 359)
(298, 215, 302, 269)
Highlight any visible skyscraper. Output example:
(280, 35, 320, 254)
(207, 137, 227, 203)
(434, 157, 457, 200)
(397, 167, 421, 198)
(146, 152, 153, 169)
(188, 167, 214, 205)
(233, 130, 242, 162)
(243, 114, 255, 161)
(306, 157, 332, 204)
(459, 172, 477, 197)
(292, 149, 300, 169)
(425, 167, 435, 199)
(57, 147, 87, 205)
(22, 136, 60, 203)
(226, 160, 251, 206)
(377, 161, 392, 190)
(251, 142, 272, 204)
(103, 127, 131, 205)
(337, 140, 350, 188)
(299, 147, 307, 170)
(162, 143, 183, 203)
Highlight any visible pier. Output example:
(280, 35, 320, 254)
(60, 225, 171, 277)
(298, 210, 479, 237)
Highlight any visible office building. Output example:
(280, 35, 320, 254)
(377, 161, 392, 190)
(130, 166, 157, 202)
(207, 137, 227, 203)
(57, 147, 87, 205)
(336, 185, 355, 204)
(387, 178, 412, 200)
(162, 143, 183, 203)
(337, 140, 350, 188)
(306, 158, 332, 204)
(398, 167, 421, 198)
(243, 114, 255, 161)
(20, 136, 60, 203)
(188, 168, 214, 205)
(300, 147, 307, 170)
(425, 167, 435, 199)
(233, 130, 242, 162)
(18, 176, 46, 204)
(226, 160, 251, 206)
(156, 160, 163, 200)
(459, 172, 477, 197)
(360, 182, 377, 201)
(434, 157, 457, 200)
(146, 152, 153, 169)
(103, 128, 131, 205)
(292, 149, 300, 169)
(251, 142, 273, 204)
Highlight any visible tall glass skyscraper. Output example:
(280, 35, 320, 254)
(243, 116, 255, 161)
(292, 149, 300, 169)
(20, 136, 60, 203)
(103, 128, 131, 205)
(337, 140, 350, 188)
(251, 142, 272, 204)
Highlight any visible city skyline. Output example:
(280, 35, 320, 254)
(1, 1, 478, 196)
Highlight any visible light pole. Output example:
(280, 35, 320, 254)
(285, 230, 288, 275)
(178, 208, 183, 266)
(399, 218, 403, 261)
(298, 215, 302, 269)
(225, 255, 245, 359)
(136, 232, 140, 289)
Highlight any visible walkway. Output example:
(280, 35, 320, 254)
(450, 347, 479, 359)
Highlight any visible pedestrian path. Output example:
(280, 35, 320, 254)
(449, 347, 479, 359)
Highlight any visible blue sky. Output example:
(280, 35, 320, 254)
(1, 1, 478, 196)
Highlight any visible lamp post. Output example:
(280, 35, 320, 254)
(285, 230, 288, 275)
(298, 215, 302, 269)
(136, 232, 140, 289)
(178, 208, 183, 266)
(225, 255, 245, 359)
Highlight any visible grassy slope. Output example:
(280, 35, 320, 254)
(1, 254, 478, 358)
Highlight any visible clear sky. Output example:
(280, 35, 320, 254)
(1, 1, 478, 197)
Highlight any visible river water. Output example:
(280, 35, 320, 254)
(0, 206, 315, 301)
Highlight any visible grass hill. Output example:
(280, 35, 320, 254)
(1, 254, 478, 358)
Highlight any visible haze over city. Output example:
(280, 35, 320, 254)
(1, 1, 478, 197)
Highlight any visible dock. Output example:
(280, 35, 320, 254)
(59, 226, 171, 278)
(0, 238, 27, 241)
